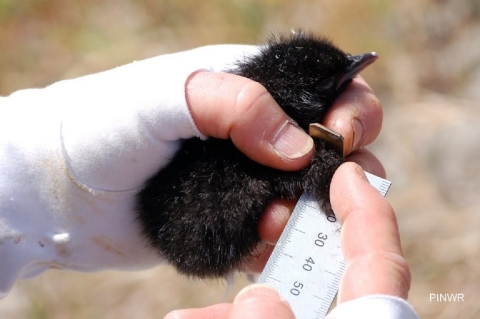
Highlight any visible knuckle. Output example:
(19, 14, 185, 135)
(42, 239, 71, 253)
(234, 80, 271, 117)
(367, 92, 383, 115)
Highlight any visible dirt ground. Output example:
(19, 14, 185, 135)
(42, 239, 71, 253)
(1, 1, 479, 318)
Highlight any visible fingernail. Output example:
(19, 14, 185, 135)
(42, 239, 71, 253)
(351, 117, 364, 150)
(234, 284, 282, 305)
(272, 121, 313, 159)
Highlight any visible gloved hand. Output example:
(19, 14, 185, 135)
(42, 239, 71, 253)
(0, 44, 383, 298)
(0, 44, 264, 296)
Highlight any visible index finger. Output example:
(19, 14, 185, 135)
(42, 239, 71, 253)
(330, 162, 411, 302)
(322, 77, 383, 155)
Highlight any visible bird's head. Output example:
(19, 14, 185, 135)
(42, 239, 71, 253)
(232, 32, 378, 130)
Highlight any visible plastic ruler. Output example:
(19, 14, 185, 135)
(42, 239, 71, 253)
(257, 172, 391, 318)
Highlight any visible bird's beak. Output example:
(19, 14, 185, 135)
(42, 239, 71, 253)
(337, 52, 378, 89)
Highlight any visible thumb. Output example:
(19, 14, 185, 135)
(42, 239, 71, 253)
(186, 71, 314, 171)
(230, 284, 295, 319)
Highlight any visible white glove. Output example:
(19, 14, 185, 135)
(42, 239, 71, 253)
(0, 44, 260, 297)
(325, 295, 419, 319)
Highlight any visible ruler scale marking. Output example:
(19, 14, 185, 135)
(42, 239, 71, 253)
(258, 172, 391, 319)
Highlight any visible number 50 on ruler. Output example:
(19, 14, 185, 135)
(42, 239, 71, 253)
(258, 172, 391, 319)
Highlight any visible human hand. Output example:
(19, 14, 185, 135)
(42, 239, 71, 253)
(0, 44, 262, 295)
(0, 42, 383, 296)
(164, 163, 411, 319)
(186, 72, 384, 272)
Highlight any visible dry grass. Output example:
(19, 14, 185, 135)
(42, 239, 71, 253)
(1, 0, 480, 318)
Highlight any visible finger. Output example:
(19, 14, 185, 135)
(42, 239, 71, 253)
(244, 199, 296, 273)
(330, 162, 411, 302)
(230, 285, 295, 319)
(249, 148, 385, 272)
(243, 243, 275, 274)
(186, 71, 314, 171)
(345, 147, 386, 178)
(322, 76, 383, 155)
(164, 303, 232, 319)
(257, 198, 296, 245)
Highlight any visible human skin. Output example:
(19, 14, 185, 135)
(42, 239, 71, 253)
(186, 72, 384, 261)
(164, 162, 410, 319)
(162, 73, 409, 319)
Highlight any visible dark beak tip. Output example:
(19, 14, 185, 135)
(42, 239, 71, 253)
(368, 51, 379, 61)
(348, 52, 378, 77)
(350, 52, 379, 71)
(336, 52, 379, 90)
(364, 51, 379, 64)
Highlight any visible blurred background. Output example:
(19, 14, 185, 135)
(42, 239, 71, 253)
(1, 0, 479, 318)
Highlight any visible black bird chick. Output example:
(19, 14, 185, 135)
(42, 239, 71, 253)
(136, 32, 377, 279)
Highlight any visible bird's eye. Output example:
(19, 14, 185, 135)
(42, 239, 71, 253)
(317, 77, 335, 91)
